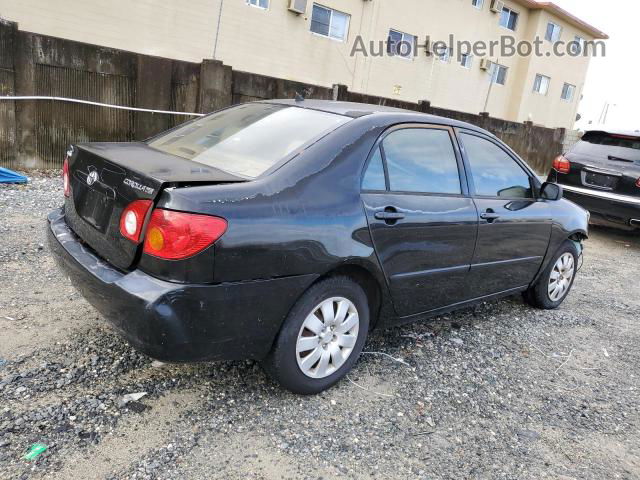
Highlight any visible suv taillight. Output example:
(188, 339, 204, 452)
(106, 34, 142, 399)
(63, 157, 70, 197)
(636, 177, 640, 188)
(553, 155, 571, 174)
(120, 200, 153, 243)
(143, 209, 227, 260)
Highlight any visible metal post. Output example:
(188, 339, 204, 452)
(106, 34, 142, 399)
(483, 58, 499, 114)
(213, 0, 225, 59)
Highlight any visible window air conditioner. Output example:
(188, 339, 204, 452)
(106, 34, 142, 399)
(480, 58, 493, 70)
(490, 0, 505, 13)
(288, 0, 307, 15)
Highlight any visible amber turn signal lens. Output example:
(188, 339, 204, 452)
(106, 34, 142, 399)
(146, 226, 165, 251)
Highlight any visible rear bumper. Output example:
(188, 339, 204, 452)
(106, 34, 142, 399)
(47, 208, 318, 362)
(559, 184, 640, 229)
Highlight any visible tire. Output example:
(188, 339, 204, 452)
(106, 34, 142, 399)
(262, 276, 370, 395)
(524, 240, 579, 310)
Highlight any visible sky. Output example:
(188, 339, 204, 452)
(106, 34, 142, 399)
(550, 0, 639, 130)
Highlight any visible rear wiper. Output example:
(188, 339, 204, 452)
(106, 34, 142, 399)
(608, 155, 634, 163)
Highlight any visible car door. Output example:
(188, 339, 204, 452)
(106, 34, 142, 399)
(361, 125, 479, 317)
(458, 130, 552, 297)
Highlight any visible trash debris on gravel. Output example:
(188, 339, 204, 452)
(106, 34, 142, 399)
(118, 392, 148, 407)
(23, 443, 48, 461)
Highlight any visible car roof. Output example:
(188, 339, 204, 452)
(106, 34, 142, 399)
(262, 99, 490, 135)
(583, 126, 640, 138)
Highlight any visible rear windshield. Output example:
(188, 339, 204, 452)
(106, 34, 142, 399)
(572, 131, 640, 163)
(148, 103, 350, 178)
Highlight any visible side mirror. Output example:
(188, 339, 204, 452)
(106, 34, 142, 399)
(540, 182, 563, 201)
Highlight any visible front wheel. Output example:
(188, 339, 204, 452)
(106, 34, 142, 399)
(262, 276, 370, 394)
(524, 240, 579, 309)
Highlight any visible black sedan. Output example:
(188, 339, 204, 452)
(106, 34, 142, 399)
(547, 128, 640, 231)
(48, 100, 589, 394)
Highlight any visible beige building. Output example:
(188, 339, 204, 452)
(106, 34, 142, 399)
(0, 0, 607, 129)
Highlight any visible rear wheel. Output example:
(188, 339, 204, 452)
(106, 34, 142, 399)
(262, 276, 369, 394)
(524, 240, 579, 309)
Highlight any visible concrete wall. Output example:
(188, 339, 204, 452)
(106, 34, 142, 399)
(0, 0, 599, 129)
(0, 0, 219, 63)
(562, 129, 583, 154)
(0, 20, 565, 173)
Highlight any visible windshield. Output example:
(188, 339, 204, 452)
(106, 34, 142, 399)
(572, 131, 640, 163)
(148, 103, 350, 178)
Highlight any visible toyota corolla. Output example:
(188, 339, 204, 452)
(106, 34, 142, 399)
(48, 100, 589, 394)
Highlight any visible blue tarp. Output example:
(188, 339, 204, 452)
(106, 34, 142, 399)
(0, 167, 28, 184)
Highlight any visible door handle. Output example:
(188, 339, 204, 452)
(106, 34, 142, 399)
(480, 209, 500, 223)
(375, 207, 405, 225)
(375, 211, 406, 220)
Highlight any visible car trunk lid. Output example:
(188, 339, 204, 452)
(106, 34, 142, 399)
(562, 132, 640, 196)
(65, 142, 245, 270)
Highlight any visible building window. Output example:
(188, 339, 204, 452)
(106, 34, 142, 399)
(310, 4, 350, 41)
(533, 74, 551, 95)
(561, 83, 576, 101)
(461, 53, 473, 69)
(437, 47, 452, 63)
(571, 36, 585, 55)
(499, 7, 519, 31)
(247, 0, 269, 8)
(472, 0, 484, 9)
(388, 29, 416, 58)
(490, 63, 508, 85)
(545, 22, 562, 42)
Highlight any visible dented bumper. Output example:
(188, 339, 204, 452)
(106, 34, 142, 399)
(47, 208, 318, 362)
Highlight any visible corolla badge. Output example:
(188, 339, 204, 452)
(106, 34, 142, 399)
(123, 178, 155, 195)
(86, 170, 99, 186)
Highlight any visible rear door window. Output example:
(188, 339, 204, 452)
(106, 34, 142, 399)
(148, 103, 350, 178)
(381, 128, 462, 194)
(461, 132, 533, 198)
(362, 147, 387, 190)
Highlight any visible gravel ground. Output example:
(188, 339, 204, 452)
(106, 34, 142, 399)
(0, 173, 638, 480)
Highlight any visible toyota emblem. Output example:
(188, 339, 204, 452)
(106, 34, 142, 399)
(86, 170, 99, 186)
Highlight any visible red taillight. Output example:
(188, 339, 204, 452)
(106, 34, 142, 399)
(553, 155, 571, 174)
(119, 200, 153, 243)
(142, 209, 227, 260)
(63, 157, 70, 197)
(636, 177, 640, 188)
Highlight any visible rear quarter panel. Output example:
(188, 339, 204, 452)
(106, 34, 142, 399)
(156, 119, 389, 286)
